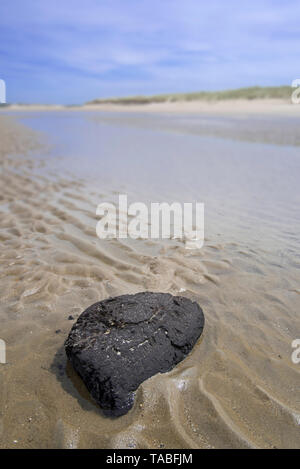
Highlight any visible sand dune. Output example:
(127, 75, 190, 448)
(2, 97, 300, 116)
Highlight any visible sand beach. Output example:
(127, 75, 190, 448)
(0, 103, 299, 448)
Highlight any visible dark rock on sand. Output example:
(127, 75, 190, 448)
(65, 292, 204, 417)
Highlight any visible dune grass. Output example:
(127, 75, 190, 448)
(87, 86, 291, 105)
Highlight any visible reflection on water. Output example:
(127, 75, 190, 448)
(17, 111, 300, 251)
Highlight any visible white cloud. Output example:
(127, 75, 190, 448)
(0, 0, 299, 103)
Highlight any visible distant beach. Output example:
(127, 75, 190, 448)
(2, 86, 299, 116)
(1, 99, 299, 115)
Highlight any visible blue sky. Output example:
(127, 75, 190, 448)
(0, 0, 299, 104)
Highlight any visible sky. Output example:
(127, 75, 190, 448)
(0, 0, 299, 104)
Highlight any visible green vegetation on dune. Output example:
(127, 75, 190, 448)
(87, 86, 291, 105)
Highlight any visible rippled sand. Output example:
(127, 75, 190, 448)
(0, 114, 299, 449)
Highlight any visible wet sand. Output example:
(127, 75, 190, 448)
(0, 111, 299, 449)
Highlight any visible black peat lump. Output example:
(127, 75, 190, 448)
(65, 292, 205, 417)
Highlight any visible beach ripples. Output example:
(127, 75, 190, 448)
(0, 115, 299, 448)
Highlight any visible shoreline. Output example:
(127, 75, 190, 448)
(1, 98, 300, 116)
